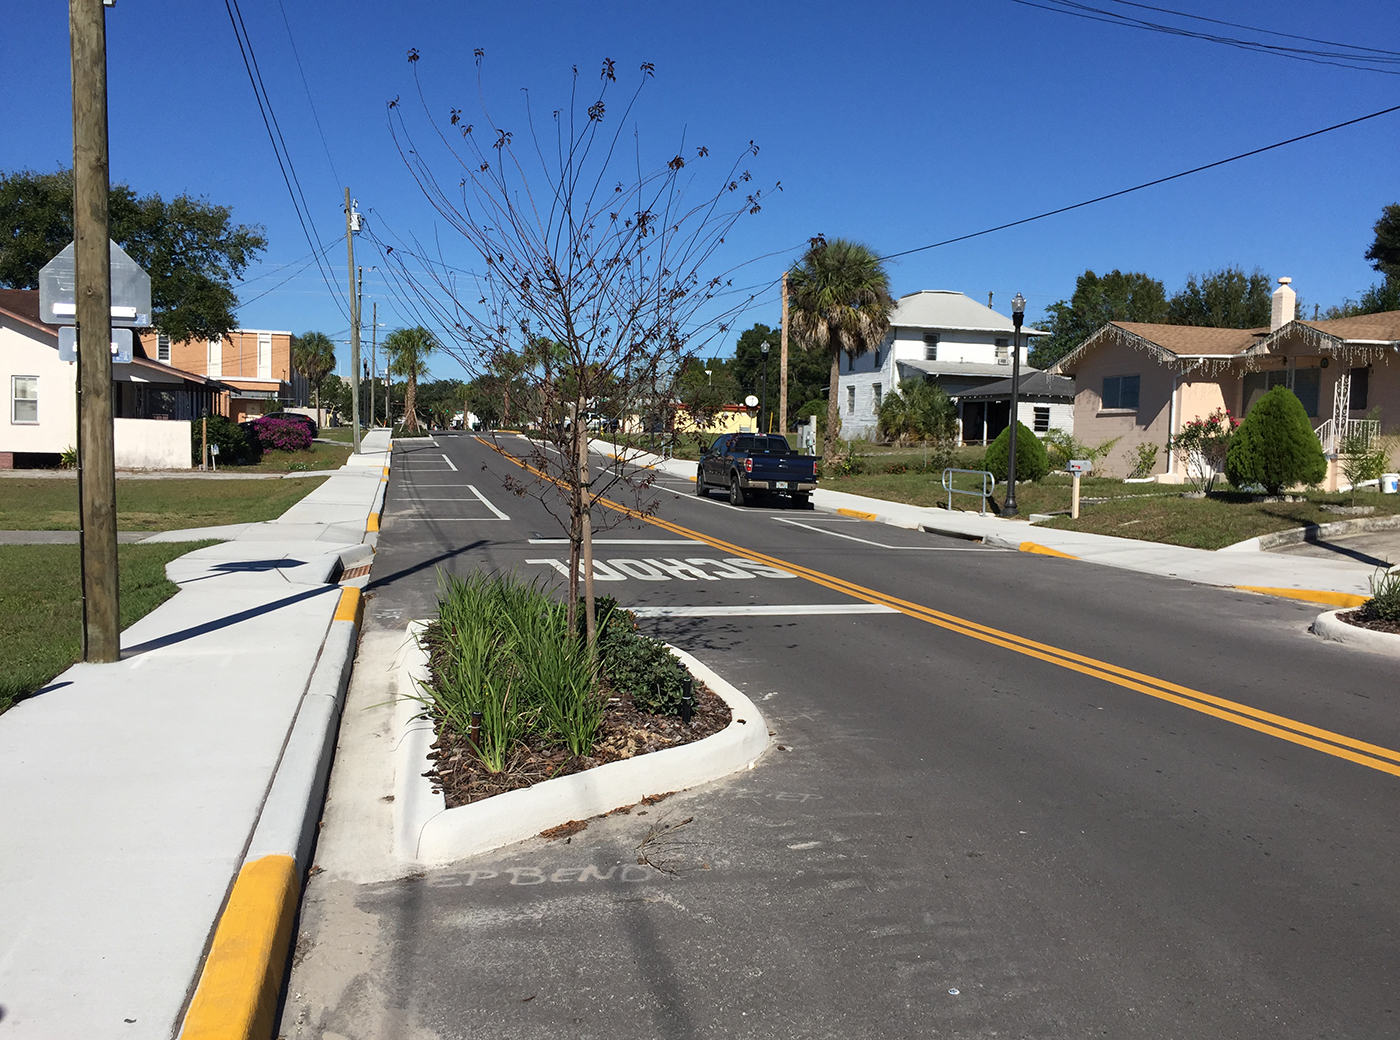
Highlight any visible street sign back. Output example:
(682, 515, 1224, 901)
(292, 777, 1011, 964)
(38, 240, 152, 327)
(58, 326, 133, 364)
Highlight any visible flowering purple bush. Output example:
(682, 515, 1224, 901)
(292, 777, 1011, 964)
(250, 416, 313, 453)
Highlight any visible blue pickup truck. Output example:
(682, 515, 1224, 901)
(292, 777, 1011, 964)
(696, 433, 818, 507)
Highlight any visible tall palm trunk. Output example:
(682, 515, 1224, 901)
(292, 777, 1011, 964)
(824, 349, 841, 466)
(403, 372, 418, 432)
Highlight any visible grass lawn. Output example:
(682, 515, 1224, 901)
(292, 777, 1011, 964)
(230, 442, 350, 472)
(0, 541, 213, 714)
(0, 476, 328, 531)
(823, 467, 1400, 550)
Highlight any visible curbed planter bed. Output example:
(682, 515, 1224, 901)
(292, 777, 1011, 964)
(1311, 608, 1400, 657)
(392, 622, 768, 865)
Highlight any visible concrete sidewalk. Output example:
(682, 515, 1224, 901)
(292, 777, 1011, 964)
(593, 439, 1376, 606)
(0, 430, 391, 1039)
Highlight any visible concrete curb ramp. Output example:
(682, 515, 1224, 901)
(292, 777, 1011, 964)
(392, 627, 769, 865)
(1312, 608, 1400, 656)
(177, 586, 362, 1039)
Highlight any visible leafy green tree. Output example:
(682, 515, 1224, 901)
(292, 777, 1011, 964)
(291, 331, 337, 414)
(878, 379, 957, 449)
(0, 168, 266, 343)
(383, 326, 438, 433)
(1168, 266, 1274, 328)
(1032, 270, 1168, 368)
(676, 356, 740, 433)
(984, 420, 1049, 484)
(726, 322, 832, 430)
(1224, 385, 1327, 494)
(787, 237, 895, 465)
(1329, 204, 1400, 318)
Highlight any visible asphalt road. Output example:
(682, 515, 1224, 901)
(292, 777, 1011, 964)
(284, 432, 1400, 1040)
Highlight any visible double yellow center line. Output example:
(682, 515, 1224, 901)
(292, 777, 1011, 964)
(478, 436, 1400, 779)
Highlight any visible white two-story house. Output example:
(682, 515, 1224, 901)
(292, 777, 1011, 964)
(837, 290, 1049, 441)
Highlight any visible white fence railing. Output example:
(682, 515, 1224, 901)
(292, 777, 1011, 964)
(1315, 418, 1380, 455)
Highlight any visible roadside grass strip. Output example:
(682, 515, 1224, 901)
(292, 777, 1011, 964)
(478, 436, 1400, 780)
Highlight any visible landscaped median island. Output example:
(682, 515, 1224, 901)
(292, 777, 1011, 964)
(1338, 568, 1400, 635)
(0, 541, 214, 714)
(415, 574, 729, 809)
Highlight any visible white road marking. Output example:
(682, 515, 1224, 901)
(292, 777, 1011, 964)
(466, 484, 510, 520)
(527, 538, 701, 545)
(772, 516, 1000, 550)
(629, 604, 898, 617)
(524, 557, 796, 582)
(389, 516, 509, 521)
(441, 454, 458, 471)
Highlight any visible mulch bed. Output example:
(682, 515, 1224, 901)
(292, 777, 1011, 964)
(1337, 608, 1400, 636)
(424, 681, 731, 810)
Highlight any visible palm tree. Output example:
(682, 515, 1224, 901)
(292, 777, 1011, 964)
(382, 326, 439, 432)
(786, 238, 895, 466)
(291, 331, 337, 419)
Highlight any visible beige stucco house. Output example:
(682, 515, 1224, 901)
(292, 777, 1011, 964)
(1051, 279, 1400, 488)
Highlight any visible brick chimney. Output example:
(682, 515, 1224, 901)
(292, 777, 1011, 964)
(1271, 277, 1296, 331)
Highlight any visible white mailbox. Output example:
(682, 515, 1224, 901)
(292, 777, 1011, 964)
(1067, 459, 1092, 476)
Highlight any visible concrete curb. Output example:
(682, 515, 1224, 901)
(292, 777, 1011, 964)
(393, 629, 769, 865)
(177, 588, 362, 1039)
(1220, 513, 1400, 552)
(1311, 608, 1400, 656)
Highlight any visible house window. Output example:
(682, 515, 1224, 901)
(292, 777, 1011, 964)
(1033, 406, 1050, 432)
(873, 383, 882, 410)
(847, 385, 855, 413)
(1292, 366, 1321, 418)
(1243, 369, 1287, 413)
(156, 333, 171, 363)
(207, 335, 222, 379)
(923, 333, 939, 361)
(1101, 374, 1140, 411)
(1350, 367, 1369, 411)
(12, 376, 38, 423)
(995, 338, 1009, 365)
(257, 332, 272, 379)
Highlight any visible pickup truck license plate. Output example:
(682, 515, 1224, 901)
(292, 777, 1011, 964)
(779, 481, 793, 489)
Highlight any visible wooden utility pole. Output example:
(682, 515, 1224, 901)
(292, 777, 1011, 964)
(71, 0, 120, 662)
(345, 188, 361, 453)
(779, 271, 790, 435)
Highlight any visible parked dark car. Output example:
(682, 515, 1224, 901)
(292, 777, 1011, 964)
(238, 411, 318, 439)
(696, 433, 818, 507)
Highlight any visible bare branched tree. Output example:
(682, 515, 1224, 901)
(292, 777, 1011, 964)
(378, 50, 775, 642)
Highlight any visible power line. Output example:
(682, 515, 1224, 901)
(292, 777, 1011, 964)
(1008, 0, 1400, 75)
(1101, 0, 1400, 59)
(880, 101, 1400, 262)
(234, 239, 340, 308)
(222, 0, 349, 322)
(275, 0, 343, 188)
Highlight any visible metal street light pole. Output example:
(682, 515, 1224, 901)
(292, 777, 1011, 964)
(1001, 292, 1026, 517)
(761, 342, 770, 435)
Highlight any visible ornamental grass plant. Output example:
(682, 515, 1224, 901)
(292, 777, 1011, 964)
(419, 573, 694, 771)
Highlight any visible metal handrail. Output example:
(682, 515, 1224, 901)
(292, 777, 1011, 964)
(942, 468, 996, 516)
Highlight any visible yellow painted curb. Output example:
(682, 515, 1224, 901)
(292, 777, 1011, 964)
(837, 508, 879, 520)
(382, 466, 390, 477)
(334, 586, 363, 627)
(179, 854, 298, 1040)
(1234, 585, 1368, 609)
(1019, 541, 1080, 560)
(366, 510, 380, 533)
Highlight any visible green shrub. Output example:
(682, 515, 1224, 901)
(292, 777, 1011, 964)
(1366, 568, 1400, 624)
(1224, 387, 1326, 495)
(1043, 430, 1119, 473)
(983, 421, 1050, 483)
(1128, 442, 1159, 479)
(190, 415, 261, 466)
(600, 629, 690, 714)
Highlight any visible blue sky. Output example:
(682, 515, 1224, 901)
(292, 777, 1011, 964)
(4, 1, 1398, 380)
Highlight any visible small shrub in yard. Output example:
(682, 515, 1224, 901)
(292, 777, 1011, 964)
(1225, 387, 1326, 495)
(250, 416, 313, 453)
(191, 415, 261, 465)
(600, 627, 691, 714)
(1128, 442, 1159, 479)
(984, 421, 1049, 483)
(1171, 409, 1237, 493)
(1043, 430, 1119, 472)
(1340, 417, 1390, 504)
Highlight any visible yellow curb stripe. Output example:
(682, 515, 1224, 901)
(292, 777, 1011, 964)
(179, 854, 298, 1040)
(837, 508, 879, 520)
(334, 586, 363, 627)
(382, 466, 390, 476)
(366, 511, 380, 533)
(474, 438, 1400, 778)
(1019, 541, 1080, 560)
(1234, 585, 1369, 609)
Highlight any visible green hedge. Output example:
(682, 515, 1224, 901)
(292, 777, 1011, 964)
(983, 421, 1050, 483)
(1224, 386, 1326, 495)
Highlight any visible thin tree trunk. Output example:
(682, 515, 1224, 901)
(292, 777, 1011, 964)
(404, 372, 418, 432)
(824, 348, 841, 467)
(578, 406, 596, 645)
(566, 494, 581, 637)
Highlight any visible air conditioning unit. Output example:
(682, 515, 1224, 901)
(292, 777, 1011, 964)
(997, 357, 1009, 365)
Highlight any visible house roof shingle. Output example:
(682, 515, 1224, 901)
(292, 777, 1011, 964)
(890, 290, 1049, 337)
(0, 288, 55, 336)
